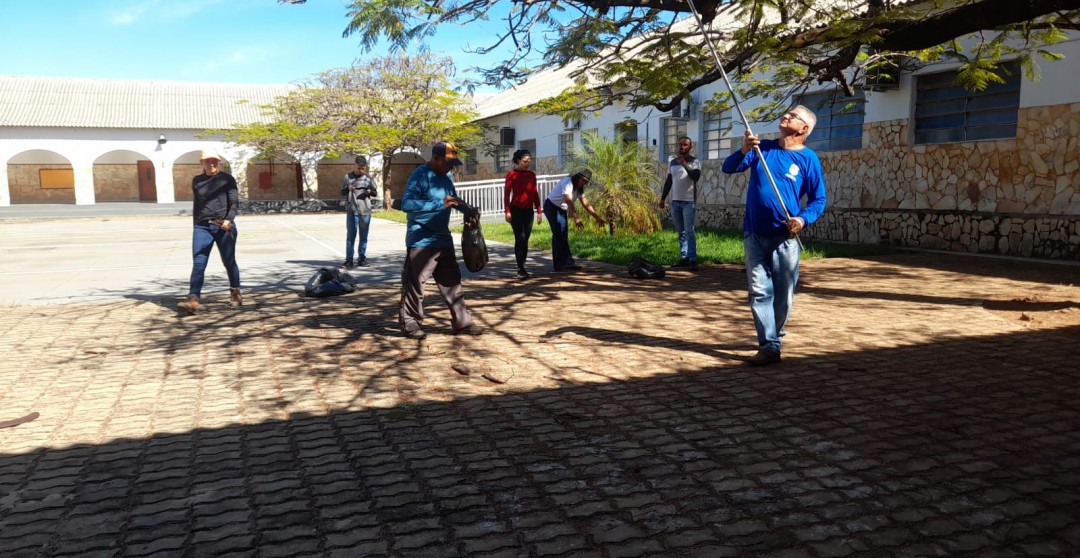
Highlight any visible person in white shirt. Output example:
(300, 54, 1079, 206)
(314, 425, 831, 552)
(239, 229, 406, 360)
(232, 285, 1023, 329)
(658, 136, 703, 271)
(541, 169, 605, 271)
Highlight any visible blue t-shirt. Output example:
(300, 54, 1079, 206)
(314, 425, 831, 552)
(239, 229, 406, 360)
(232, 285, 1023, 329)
(401, 164, 461, 249)
(722, 139, 827, 236)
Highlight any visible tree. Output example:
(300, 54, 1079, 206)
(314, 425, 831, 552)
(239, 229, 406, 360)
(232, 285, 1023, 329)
(215, 52, 482, 202)
(570, 131, 664, 235)
(280, 0, 1079, 120)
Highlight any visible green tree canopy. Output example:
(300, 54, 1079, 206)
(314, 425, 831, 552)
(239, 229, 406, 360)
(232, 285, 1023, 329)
(280, 0, 1080, 120)
(214, 52, 482, 199)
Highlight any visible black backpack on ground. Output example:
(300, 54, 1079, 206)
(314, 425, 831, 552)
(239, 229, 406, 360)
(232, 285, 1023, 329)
(628, 256, 665, 279)
(304, 268, 358, 297)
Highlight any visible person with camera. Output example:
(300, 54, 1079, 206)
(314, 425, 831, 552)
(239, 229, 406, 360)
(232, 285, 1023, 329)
(342, 155, 378, 268)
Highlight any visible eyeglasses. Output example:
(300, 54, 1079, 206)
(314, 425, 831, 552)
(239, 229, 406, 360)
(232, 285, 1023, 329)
(782, 112, 807, 125)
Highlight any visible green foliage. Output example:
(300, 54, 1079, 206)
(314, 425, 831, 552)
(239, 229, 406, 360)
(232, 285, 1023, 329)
(568, 132, 663, 235)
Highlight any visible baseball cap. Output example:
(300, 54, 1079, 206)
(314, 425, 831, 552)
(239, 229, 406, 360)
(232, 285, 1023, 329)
(199, 148, 222, 162)
(432, 141, 463, 167)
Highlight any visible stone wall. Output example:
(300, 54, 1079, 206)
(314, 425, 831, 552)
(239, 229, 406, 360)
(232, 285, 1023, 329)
(93, 164, 139, 202)
(699, 103, 1080, 260)
(6, 164, 76, 203)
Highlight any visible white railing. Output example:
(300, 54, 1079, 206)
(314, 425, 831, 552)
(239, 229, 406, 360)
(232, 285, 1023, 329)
(454, 174, 564, 220)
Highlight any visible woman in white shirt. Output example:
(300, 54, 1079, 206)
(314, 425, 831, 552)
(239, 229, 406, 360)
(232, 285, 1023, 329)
(541, 169, 605, 271)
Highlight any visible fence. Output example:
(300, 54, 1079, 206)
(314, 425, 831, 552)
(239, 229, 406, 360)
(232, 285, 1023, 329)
(454, 174, 564, 221)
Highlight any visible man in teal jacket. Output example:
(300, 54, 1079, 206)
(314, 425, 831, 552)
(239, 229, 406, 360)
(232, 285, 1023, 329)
(399, 141, 484, 339)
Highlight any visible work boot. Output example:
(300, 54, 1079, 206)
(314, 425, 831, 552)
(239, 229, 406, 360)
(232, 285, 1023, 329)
(228, 288, 243, 307)
(178, 295, 201, 315)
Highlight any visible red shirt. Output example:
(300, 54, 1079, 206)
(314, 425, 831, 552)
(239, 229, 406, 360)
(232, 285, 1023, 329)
(504, 169, 540, 212)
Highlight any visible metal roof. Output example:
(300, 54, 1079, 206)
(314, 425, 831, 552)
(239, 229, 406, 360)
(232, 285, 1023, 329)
(0, 75, 295, 129)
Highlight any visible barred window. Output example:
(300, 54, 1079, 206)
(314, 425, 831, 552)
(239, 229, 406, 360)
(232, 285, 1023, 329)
(558, 132, 574, 168)
(797, 90, 866, 151)
(914, 62, 1020, 144)
(662, 118, 687, 161)
(702, 110, 734, 160)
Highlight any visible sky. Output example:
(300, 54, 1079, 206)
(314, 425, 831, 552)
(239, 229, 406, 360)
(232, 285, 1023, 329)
(0, 0, 515, 90)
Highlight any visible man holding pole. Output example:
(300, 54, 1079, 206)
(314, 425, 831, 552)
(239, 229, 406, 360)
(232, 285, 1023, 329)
(722, 105, 827, 366)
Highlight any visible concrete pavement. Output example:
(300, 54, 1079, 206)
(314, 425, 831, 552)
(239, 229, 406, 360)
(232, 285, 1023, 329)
(1, 212, 1080, 557)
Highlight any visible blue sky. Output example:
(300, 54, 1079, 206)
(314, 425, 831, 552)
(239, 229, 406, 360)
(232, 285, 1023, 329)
(0, 0, 513, 89)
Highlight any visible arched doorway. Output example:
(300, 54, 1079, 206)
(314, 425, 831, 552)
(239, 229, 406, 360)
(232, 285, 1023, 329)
(172, 151, 232, 202)
(7, 150, 75, 203)
(93, 150, 155, 202)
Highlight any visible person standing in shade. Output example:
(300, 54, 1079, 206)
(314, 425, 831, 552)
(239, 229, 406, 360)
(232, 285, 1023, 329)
(504, 149, 542, 279)
(722, 105, 827, 366)
(659, 136, 702, 271)
(542, 169, 605, 272)
(177, 149, 242, 315)
(399, 141, 484, 339)
(342, 155, 378, 268)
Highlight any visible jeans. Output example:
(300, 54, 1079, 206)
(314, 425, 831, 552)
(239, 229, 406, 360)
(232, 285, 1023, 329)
(671, 200, 697, 261)
(743, 232, 800, 354)
(346, 213, 371, 263)
(543, 199, 574, 269)
(509, 206, 535, 269)
(189, 223, 240, 297)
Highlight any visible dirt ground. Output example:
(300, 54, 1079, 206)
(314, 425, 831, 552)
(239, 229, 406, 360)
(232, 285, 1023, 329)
(983, 293, 1080, 330)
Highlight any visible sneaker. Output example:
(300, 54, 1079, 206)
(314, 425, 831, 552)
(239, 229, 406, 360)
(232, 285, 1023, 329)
(228, 288, 243, 307)
(343, 261, 355, 269)
(746, 349, 782, 367)
(453, 324, 485, 336)
(404, 328, 427, 339)
(515, 269, 529, 280)
(177, 295, 200, 315)
(357, 258, 368, 267)
(671, 258, 690, 268)
(689, 260, 699, 272)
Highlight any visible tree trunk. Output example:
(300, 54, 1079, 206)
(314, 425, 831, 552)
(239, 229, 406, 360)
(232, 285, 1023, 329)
(381, 150, 395, 209)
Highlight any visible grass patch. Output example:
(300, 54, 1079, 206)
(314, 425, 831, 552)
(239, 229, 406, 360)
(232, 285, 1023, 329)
(385, 210, 894, 265)
(474, 222, 895, 265)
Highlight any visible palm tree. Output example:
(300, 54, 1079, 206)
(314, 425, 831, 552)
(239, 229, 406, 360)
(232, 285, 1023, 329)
(570, 131, 663, 235)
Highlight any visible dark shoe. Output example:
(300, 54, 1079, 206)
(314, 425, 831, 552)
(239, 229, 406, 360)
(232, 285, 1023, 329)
(453, 324, 484, 336)
(343, 261, 355, 269)
(404, 328, 427, 339)
(689, 260, 699, 272)
(565, 264, 583, 271)
(357, 258, 368, 267)
(746, 349, 782, 367)
(516, 268, 530, 279)
(671, 258, 690, 268)
(228, 288, 243, 307)
(177, 295, 200, 315)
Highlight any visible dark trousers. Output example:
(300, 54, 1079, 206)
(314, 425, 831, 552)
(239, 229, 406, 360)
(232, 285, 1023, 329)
(399, 247, 473, 333)
(543, 199, 574, 269)
(509, 205, 535, 269)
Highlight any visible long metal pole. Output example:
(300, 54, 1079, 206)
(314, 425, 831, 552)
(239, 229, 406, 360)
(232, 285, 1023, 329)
(683, 0, 802, 247)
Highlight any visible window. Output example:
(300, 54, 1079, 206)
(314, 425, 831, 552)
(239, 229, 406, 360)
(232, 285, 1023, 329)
(493, 146, 511, 173)
(662, 118, 687, 161)
(914, 62, 1021, 144)
(558, 132, 574, 168)
(518, 139, 536, 159)
(797, 89, 866, 151)
(615, 120, 638, 145)
(464, 148, 478, 175)
(702, 110, 734, 160)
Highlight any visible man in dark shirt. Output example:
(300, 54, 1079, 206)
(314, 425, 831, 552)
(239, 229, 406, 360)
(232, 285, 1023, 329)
(178, 149, 242, 314)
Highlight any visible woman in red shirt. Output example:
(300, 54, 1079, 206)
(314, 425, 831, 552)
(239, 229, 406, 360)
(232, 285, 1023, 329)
(504, 149, 542, 279)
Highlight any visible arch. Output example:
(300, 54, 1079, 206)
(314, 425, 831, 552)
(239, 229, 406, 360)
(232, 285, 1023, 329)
(93, 149, 155, 202)
(172, 150, 233, 202)
(6, 149, 76, 204)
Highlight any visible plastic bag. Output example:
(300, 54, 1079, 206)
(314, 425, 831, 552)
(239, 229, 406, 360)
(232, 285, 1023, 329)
(304, 268, 358, 298)
(459, 204, 488, 273)
(628, 256, 665, 279)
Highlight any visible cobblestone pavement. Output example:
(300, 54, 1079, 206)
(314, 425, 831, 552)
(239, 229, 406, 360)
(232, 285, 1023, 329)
(1, 247, 1079, 557)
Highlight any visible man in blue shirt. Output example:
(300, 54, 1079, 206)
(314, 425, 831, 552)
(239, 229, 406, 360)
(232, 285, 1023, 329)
(399, 141, 483, 339)
(722, 105, 827, 366)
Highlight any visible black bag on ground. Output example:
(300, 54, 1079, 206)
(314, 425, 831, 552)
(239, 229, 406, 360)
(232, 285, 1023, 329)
(304, 268, 357, 298)
(459, 203, 488, 273)
(628, 256, 666, 279)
